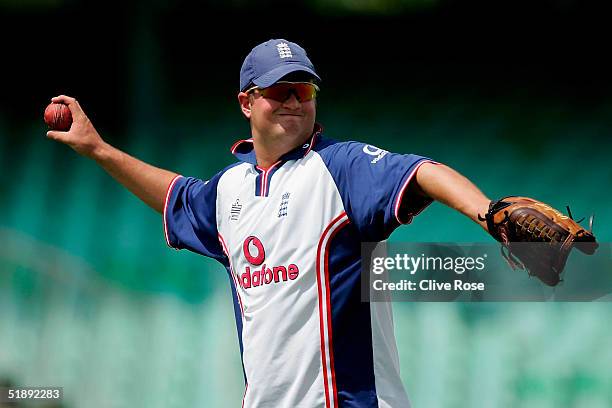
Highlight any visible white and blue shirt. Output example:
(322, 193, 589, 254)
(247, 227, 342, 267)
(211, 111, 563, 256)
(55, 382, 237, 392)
(163, 125, 434, 408)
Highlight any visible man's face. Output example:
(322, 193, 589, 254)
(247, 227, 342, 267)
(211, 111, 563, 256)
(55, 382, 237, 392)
(239, 82, 317, 147)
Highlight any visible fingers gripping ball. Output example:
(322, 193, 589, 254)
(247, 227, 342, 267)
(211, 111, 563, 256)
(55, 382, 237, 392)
(44, 102, 72, 131)
(480, 196, 598, 286)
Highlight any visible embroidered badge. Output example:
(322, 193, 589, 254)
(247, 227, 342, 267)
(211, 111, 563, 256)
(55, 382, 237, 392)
(278, 193, 290, 218)
(230, 199, 242, 221)
(276, 42, 292, 59)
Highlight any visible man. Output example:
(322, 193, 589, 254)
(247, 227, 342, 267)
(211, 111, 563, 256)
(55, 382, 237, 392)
(47, 39, 491, 407)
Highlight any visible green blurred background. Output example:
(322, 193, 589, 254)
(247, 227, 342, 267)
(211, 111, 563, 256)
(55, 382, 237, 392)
(1, 0, 611, 407)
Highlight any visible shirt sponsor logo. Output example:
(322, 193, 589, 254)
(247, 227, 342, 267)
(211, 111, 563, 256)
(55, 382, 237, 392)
(362, 144, 388, 164)
(240, 236, 299, 289)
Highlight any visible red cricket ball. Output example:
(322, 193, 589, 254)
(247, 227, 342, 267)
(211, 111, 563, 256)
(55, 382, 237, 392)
(44, 102, 73, 131)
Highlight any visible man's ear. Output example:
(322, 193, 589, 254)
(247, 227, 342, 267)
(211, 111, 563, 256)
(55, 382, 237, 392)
(238, 92, 252, 119)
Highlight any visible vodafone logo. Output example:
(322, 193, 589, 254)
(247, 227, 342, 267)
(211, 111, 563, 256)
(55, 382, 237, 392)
(362, 145, 384, 156)
(243, 236, 265, 266)
(362, 144, 388, 164)
(239, 236, 299, 290)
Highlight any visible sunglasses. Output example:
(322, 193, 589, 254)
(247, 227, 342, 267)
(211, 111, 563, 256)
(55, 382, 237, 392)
(246, 82, 319, 102)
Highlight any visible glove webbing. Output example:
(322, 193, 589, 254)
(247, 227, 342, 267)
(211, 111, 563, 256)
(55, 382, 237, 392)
(514, 213, 564, 242)
(479, 199, 573, 279)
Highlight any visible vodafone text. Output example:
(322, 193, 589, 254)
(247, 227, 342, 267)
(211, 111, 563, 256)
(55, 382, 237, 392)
(239, 235, 299, 289)
(240, 264, 299, 289)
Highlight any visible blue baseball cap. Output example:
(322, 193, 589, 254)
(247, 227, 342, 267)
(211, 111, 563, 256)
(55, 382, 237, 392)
(239, 39, 321, 92)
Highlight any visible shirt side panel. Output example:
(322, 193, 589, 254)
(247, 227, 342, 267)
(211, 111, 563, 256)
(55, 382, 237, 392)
(315, 141, 434, 241)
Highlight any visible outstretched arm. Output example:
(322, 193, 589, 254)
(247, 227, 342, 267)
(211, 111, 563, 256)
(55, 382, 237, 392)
(46, 95, 178, 214)
(412, 162, 490, 231)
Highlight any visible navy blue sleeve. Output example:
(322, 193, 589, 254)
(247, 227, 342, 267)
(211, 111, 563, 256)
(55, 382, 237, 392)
(163, 174, 225, 261)
(317, 141, 435, 241)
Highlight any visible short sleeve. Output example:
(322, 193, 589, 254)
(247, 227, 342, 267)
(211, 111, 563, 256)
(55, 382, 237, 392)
(316, 141, 436, 241)
(163, 174, 225, 260)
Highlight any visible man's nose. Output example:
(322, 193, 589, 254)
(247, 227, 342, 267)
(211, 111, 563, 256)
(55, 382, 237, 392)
(281, 92, 301, 108)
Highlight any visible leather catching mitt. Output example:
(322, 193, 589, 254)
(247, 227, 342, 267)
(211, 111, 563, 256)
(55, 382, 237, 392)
(479, 196, 598, 286)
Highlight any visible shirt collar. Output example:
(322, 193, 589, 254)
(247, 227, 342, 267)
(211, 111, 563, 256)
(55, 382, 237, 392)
(230, 123, 324, 165)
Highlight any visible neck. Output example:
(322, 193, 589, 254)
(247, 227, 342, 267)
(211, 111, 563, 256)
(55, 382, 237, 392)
(252, 130, 313, 169)
(254, 147, 283, 169)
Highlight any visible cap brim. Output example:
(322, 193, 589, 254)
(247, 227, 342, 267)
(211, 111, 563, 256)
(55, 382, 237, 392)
(253, 64, 321, 89)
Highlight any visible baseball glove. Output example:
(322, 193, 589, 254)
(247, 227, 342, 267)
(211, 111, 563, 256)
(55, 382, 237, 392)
(479, 196, 598, 286)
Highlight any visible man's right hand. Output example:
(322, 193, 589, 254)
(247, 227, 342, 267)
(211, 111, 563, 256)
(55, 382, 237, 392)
(46, 95, 106, 159)
(44, 94, 179, 214)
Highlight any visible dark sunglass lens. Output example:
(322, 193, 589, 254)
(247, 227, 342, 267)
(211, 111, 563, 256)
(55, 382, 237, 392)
(262, 84, 290, 101)
(295, 84, 316, 101)
(262, 83, 317, 102)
